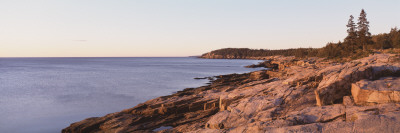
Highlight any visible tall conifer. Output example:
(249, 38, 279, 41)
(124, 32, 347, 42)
(357, 9, 371, 51)
(345, 15, 357, 51)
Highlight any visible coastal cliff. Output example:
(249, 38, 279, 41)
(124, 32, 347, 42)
(63, 53, 400, 133)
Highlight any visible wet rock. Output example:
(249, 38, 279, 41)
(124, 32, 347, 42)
(245, 60, 279, 69)
(249, 70, 269, 80)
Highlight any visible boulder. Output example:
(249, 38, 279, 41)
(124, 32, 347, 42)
(343, 96, 355, 106)
(352, 77, 400, 105)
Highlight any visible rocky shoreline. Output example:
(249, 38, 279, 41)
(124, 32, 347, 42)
(63, 53, 400, 133)
(200, 52, 271, 60)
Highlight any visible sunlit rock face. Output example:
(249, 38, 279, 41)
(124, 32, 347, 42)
(315, 54, 400, 106)
(352, 77, 400, 105)
(63, 53, 400, 133)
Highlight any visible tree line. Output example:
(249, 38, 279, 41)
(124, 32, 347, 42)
(203, 9, 400, 60)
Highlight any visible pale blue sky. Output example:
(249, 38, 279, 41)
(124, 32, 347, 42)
(0, 0, 399, 57)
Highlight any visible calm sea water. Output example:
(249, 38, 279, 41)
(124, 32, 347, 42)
(0, 57, 262, 133)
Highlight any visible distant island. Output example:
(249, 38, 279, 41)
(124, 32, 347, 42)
(63, 9, 400, 133)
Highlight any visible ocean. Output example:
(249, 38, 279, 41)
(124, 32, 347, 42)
(0, 57, 262, 133)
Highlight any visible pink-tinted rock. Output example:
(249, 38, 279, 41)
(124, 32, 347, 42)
(352, 77, 400, 105)
(63, 53, 400, 133)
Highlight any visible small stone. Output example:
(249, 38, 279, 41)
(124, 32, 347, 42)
(343, 96, 354, 106)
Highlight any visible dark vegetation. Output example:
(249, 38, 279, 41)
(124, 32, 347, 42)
(202, 9, 400, 60)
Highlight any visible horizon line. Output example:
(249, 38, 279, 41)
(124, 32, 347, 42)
(0, 56, 201, 58)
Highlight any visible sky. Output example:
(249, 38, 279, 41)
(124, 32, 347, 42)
(0, 0, 399, 57)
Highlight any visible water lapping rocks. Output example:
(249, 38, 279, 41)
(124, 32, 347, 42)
(63, 53, 400, 133)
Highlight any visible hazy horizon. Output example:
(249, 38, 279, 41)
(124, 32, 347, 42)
(1, 0, 399, 57)
(0, 56, 198, 58)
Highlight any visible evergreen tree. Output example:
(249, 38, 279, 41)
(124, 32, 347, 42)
(357, 9, 371, 51)
(345, 15, 357, 51)
(390, 27, 400, 48)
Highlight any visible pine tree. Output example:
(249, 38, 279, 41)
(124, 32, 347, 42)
(357, 9, 371, 51)
(345, 15, 357, 51)
(390, 27, 400, 48)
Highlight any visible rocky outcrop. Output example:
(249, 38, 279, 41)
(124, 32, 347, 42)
(63, 70, 272, 133)
(352, 77, 400, 105)
(63, 53, 400, 133)
(314, 54, 400, 106)
(245, 60, 278, 69)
